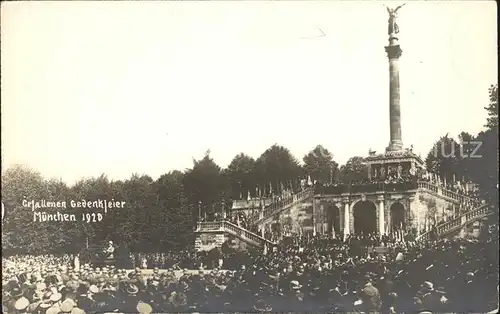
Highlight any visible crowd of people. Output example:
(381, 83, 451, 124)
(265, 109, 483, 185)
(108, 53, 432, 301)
(3, 223, 498, 313)
(3, 171, 494, 313)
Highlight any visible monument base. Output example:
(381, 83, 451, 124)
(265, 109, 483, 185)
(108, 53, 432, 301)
(365, 149, 424, 180)
(386, 141, 404, 152)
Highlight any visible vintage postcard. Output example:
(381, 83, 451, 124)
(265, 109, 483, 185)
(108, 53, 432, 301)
(1, 1, 498, 313)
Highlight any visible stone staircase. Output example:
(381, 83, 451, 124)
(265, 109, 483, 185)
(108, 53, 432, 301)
(195, 183, 484, 249)
(195, 220, 276, 249)
(416, 204, 493, 241)
(248, 188, 314, 226)
(195, 188, 313, 250)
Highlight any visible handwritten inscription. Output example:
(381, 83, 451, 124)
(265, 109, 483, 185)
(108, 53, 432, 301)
(22, 199, 126, 223)
(23, 199, 126, 213)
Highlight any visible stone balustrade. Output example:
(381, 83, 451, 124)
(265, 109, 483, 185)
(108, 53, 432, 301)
(416, 204, 492, 241)
(315, 180, 475, 205)
(196, 220, 276, 248)
(316, 181, 418, 195)
(417, 181, 474, 204)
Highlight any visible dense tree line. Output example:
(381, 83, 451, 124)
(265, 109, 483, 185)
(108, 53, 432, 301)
(425, 85, 498, 206)
(1, 145, 344, 255)
(2, 85, 497, 254)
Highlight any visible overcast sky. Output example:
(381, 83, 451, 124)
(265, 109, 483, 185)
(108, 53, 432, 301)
(1, 1, 497, 184)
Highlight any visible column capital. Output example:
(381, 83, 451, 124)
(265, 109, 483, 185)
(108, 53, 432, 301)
(385, 44, 402, 59)
(377, 195, 385, 202)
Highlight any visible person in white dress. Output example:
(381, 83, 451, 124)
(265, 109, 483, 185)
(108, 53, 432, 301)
(74, 254, 80, 271)
(141, 257, 148, 269)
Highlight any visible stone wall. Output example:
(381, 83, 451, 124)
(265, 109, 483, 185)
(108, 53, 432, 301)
(258, 197, 314, 235)
(410, 191, 457, 232)
(224, 234, 249, 251)
(195, 232, 250, 252)
(278, 199, 313, 234)
(273, 190, 458, 236)
(195, 232, 226, 252)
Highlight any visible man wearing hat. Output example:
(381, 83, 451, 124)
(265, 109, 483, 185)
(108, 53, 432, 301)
(288, 280, 307, 312)
(120, 283, 140, 313)
(179, 269, 190, 281)
(4, 283, 24, 312)
(414, 281, 445, 312)
(58, 299, 81, 314)
(75, 285, 94, 313)
(168, 289, 188, 312)
(136, 301, 153, 314)
(359, 274, 382, 313)
(45, 306, 61, 314)
(36, 291, 54, 312)
(129, 267, 142, 281)
(14, 296, 30, 314)
(27, 297, 45, 314)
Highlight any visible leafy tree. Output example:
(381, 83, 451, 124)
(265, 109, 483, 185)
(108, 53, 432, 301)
(226, 153, 257, 199)
(303, 145, 339, 184)
(44, 178, 75, 252)
(106, 180, 128, 247)
(183, 152, 224, 216)
(1, 165, 53, 254)
(471, 128, 498, 206)
(456, 131, 476, 181)
(337, 156, 367, 183)
(120, 174, 156, 251)
(425, 135, 461, 182)
(254, 144, 302, 195)
(484, 84, 498, 130)
(71, 175, 116, 249)
(479, 84, 499, 208)
(155, 171, 193, 250)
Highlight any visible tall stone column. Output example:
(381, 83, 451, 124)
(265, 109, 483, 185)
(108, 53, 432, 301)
(385, 35, 403, 151)
(378, 196, 385, 235)
(336, 202, 344, 231)
(343, 201, 350, 236)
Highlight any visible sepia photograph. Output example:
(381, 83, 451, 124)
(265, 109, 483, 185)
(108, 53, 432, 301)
(1, 1, 498, 313)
